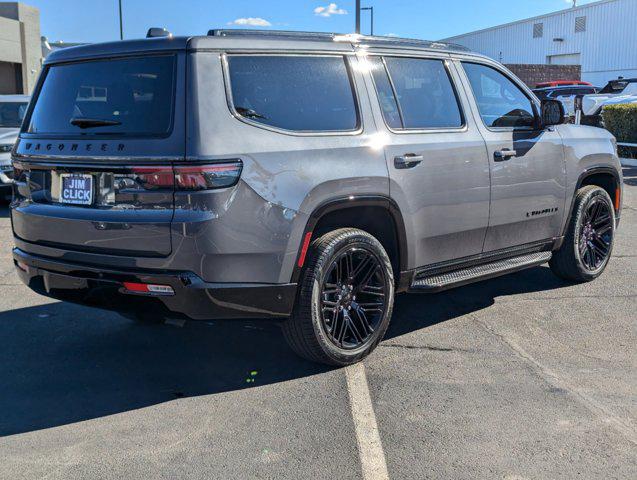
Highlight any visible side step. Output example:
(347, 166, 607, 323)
(410, 251, 552, 292)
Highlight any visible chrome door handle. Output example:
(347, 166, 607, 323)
(394, 153, 423, 169)
(494, 149, 517, 161)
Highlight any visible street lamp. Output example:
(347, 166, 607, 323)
(355, 0, 361, 34)
(118, 0, 123, 40)
(360, 6, 374, 36)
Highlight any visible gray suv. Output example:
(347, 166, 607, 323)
(11, 30, 623, 366)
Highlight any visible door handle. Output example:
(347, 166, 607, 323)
(494, 149, 517, 161)
(394, 153, 423, 169)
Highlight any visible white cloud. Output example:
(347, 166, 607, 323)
(227, 17, 272, 27)
(385, 33, 398, 37)
(314, 3, 347, 17)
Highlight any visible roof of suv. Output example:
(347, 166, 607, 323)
(44, 29, 479, 65)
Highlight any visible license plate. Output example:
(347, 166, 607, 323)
(59, 174, 94, 206)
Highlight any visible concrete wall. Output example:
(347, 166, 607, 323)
(505, 64, 581, 88)
(444, 0, 637, 86)
(0, 2, 41, 94)
(0, 61, 19, 94)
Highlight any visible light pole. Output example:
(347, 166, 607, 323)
(355, 0, 361, 34)
(118, 0, 123, 40)
(361, 6, 374, 36)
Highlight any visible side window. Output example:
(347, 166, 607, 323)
(227, 55, 359, 132)
(370, 56, 463, 129)
(462, 62, 536, 129)
(368, 57, 402, 129)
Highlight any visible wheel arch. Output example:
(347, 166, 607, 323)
(292, 195, 409, 288)
(576, 166, 621, 213)
(561, 166, 622, 239)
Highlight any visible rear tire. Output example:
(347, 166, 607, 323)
(550, 185, 615, 282)
(283, 228, 394, 366)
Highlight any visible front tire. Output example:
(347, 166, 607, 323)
(550, 185, 615, 282)
(283, 228, 395, 366)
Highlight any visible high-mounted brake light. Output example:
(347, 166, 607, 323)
(123, 282, 175, 296)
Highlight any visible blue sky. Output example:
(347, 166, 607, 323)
(31, 0, 596, 43)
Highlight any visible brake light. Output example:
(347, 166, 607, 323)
(174, 162, 243, 190)
(123, 282, 175, 296)
(130, 167, 174, 189)
(129, 162, 242, 191)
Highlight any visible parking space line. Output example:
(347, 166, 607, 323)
(345, 363, 390, 480)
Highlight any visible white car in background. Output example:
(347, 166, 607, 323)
(0, 95, 30, 199)
(580, 78, 637, 126)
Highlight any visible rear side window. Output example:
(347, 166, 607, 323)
(227, 55, 359, 132)
(462, 62, 535, 129)
(370, 56, 463, 130)
(27, 55, 176, 136)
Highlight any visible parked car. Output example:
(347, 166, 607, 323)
(11, 30, 623, 365)
(579, 78, 637, 126)
(0, 94, 30, 199)
(533, 85, 599, 116)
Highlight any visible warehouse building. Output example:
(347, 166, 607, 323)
(443, 0, 637, 86)
(0, 2, 41, 94)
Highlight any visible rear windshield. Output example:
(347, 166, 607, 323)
(26, 55, 176, 136)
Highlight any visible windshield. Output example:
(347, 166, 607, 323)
(0, 102, 28, 128)
(26, 55, 176, 136)
(598, 81, 630, 94)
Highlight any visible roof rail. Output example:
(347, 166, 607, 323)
(207, 29, 470, 52)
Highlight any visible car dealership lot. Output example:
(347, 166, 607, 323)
(1, 169, 636, 480)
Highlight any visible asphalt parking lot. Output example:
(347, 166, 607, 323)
(1, 168, 635, 480)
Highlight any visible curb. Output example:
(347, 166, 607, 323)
(620, 158, 637, 167)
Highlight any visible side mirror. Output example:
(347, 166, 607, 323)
(541, 99, 567, 127)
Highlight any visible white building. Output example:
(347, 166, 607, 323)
(443, 0, 637, 86)
(0, 2, 41, 94)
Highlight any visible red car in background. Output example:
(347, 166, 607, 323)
(536, 80, 593, 88)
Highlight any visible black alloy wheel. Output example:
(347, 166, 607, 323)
(282, 228, 395, 366)
(319, 247, 388, 350)
(550, 185, 616, 282)
(578, 196, 613, 271)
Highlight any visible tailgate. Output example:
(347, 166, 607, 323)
(10, 52, 186, 257)
(12, 161, 174, 257)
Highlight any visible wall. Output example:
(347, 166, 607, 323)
(505, 64, 581, 88)
(0, 61, 19, 94)
(0, 2, 41, 94)
(444, 0, 637, 86)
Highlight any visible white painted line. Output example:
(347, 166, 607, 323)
(345, 362, 390, 480)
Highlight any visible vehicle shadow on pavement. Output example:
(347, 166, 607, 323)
(385, 264, 569, 340)
(0, 265, 570, 437)
(0, 305, 329, 437)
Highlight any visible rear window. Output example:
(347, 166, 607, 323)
(227, 55, 360, 132)
(26, 55, 176, 136)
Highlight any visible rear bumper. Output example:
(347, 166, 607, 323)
(13, 248, 296, 320)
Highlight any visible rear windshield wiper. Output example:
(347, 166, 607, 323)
(235, 107, 267, 120)
(70, 117, 122, 129)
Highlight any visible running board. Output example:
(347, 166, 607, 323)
(410, 251, 552, 292)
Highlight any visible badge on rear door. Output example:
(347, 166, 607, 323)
(59, 174, 94, 205)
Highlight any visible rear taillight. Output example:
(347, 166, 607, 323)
(174, 162, 243, 190)
(129, 161, 242, 191)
